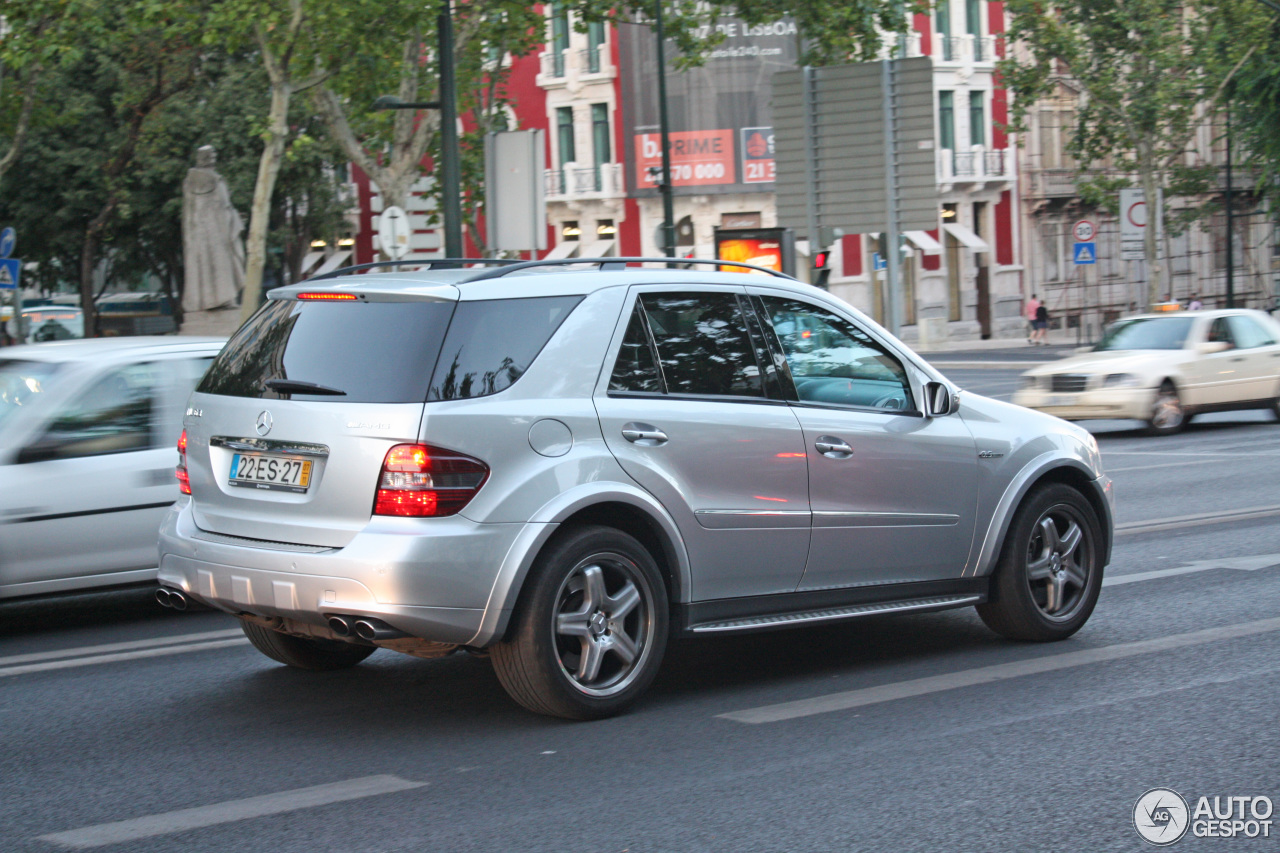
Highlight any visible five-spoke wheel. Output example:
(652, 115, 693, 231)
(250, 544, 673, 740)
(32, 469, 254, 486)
(978, 483, 1103, 641)
(492, 525, 668, 719)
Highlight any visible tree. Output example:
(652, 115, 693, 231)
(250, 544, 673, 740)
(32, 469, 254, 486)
(1230, 4, 1280, 214)
(1001, 0, 1271, 309)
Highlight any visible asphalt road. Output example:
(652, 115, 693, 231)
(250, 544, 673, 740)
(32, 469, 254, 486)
(3, 375, 1279, 852)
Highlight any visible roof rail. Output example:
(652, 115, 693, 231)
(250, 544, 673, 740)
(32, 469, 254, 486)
(307, 258, 520, 281)
(461, 257, 797, 282)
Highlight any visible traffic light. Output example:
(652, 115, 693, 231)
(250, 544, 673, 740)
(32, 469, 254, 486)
(812, 248, 831, 289)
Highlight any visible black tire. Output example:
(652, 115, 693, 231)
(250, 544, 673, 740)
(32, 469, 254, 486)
(491, 525, 668, 720)
(1146, 380, 1185, 435)
(977, 483, 1104, 642)
(240, 619, 376, 670)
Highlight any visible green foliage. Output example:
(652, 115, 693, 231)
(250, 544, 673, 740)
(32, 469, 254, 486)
(1231, 10, 1280, 210)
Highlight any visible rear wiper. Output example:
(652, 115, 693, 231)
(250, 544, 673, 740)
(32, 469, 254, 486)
(264, 378, 347, 396)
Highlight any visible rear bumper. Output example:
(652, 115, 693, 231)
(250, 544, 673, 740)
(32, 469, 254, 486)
(158, 499, 540, 646)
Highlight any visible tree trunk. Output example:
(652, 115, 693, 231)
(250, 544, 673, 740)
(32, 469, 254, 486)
(240, 81, 292, 322)
(1137, 161, 1166, 310)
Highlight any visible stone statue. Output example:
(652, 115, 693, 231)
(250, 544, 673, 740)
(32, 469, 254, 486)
(182, 146, 245, 312)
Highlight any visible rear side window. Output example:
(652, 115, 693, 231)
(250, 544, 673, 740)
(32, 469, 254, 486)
(198, 299, 455, 403)
(429, 296, 582, 401)
(638, 293, 763, 398)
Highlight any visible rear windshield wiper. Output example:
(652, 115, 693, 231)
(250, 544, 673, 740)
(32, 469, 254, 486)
(264, 378, 347, 396)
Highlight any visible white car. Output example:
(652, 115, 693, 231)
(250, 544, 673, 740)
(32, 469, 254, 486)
(0, 337, 224, 599)
(1012, 309, 1280, 434)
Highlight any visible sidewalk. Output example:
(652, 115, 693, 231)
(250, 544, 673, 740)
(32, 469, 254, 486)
(916, 332, 1082, 369)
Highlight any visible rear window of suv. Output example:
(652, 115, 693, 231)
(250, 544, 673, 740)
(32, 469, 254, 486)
(198, 295, 579, 404)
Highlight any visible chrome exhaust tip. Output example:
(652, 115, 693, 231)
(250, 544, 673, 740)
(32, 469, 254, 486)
(327, 616, 352, 637)
(167, 590, 188, 611)
(352, 618, 407, 641)
(155, 588, 172, 608)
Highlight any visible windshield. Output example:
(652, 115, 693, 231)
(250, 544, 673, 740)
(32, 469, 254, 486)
(0, 360, 62, 430)
(1094, 317, 1194, 351)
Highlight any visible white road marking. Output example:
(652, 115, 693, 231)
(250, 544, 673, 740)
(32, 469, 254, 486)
(718, 616, 1280, 724)
(1104, 554, 1280, 586)
(0, 638, 248, 678)
(37, 775, 427, 849)
(0, 629, 243, 668)
(1117, 504, 1280, 535)
(1106, 457, 1225, 473)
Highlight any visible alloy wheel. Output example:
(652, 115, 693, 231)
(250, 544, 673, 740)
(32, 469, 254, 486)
(1024, 505, 1094, 621)
(551, 552, 656, 697)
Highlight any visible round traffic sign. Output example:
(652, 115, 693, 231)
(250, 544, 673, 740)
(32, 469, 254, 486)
(0, 227, 15, 258)
(1072, 220, 1095, 243)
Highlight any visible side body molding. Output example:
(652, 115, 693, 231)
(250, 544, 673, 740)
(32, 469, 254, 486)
(968, 451, 1114, 578)
(466, 482, 692, 647)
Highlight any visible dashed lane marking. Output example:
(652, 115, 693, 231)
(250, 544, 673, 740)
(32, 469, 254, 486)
(718, 616, 1280, 724)
(0, 629, 243, 668)
(37, 775, 427, 848)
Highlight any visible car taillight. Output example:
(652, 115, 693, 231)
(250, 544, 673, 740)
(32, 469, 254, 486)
(176, 429, 191, 495)
(373, 443, 488, 517)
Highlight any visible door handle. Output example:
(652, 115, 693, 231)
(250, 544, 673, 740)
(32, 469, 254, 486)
(622, 423, 668, 446)
(814, 435, 853, 458)
(1230, 357, 1245, 362)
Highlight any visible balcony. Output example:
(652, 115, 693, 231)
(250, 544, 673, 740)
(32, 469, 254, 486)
(1026, 168, 1080, 198)
(538, 44, 614, 86)
(935, 34, 999, 66)
(938, 146, 1012, 185)
(544, 162, 624, 200)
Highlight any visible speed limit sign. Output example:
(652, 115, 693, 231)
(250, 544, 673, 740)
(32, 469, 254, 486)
(1073, 220, 1096, 242)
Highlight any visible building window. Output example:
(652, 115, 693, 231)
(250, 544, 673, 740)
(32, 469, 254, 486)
(965, 0, 983, 58)
(939, 91, 956, 174)
(936, 1, 952, 60)
(557, 107, 575, 167)
(562, 221, 581, 241)
(550, 4, 570, 77)
(587, 21, 605, 73)
(969, 91, 985, 148)
(591, 103, 610, 191)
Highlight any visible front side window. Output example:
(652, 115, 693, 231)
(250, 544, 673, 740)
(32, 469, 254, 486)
(760, 296, 914, 412)
(1205, 317, 1237, 350)
(35, 362, 158, 459)
(0, 360, 61, 431)
(1226, 315, 1276, 349)
(637, 293, 764, 398)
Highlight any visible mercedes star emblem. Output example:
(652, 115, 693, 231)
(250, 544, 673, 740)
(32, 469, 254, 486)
(255, 410, 273, 436)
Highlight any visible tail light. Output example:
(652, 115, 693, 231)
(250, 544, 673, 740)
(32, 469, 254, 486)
(373, 444, 488, 517)
(176, 429, 191, 495)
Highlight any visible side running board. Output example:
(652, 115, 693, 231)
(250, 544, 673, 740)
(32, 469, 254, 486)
(687, 593, 983, 634)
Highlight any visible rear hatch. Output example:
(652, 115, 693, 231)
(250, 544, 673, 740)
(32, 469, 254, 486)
(184, 288, 457, 547)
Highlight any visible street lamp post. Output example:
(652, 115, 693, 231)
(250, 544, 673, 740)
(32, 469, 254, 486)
(653, 1, 676, 260)
(373, 0, 464, 262)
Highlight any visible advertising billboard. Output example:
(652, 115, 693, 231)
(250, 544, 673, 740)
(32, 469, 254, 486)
(618, 15, 798, 197)
(715, 228, 796, 276)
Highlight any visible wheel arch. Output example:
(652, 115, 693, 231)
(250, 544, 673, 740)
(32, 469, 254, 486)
(972, 455, 1113, 579)
(466, 484, 691, 647)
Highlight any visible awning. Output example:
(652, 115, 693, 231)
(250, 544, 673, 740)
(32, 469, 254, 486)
(576, 239, 616, 259)
(311, 250, 352, 277)
(903, 230, 943, 256)
(942, 223, 990, 253)
(542, 241, 580, 261)
(299, 251, 325, 274)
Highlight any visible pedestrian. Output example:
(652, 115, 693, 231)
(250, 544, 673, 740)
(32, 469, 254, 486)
(1032, 301, 1050, 345)
(1188, 293, 1203, 310)
(1026, 293, 1042, 344)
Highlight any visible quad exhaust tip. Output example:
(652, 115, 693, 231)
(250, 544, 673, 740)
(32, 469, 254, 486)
(352, 618, 407, 641)
(327, 616, 352, 637)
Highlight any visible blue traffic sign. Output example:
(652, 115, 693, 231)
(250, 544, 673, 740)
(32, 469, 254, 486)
(0, 258, 20, 289)
(871, 251, 887, 272)
(0, 227, 14, 259)
(1073, 241, 1096, 265)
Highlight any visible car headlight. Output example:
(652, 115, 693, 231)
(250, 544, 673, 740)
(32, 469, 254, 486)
(1102, 373, 1140, 388)
(1022, 375, 1044, 390)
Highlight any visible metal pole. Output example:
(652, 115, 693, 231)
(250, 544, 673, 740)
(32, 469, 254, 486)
(654, 1, 676, 259)
(881, 58, 902, 336)
(801, 66, 822, 285)
(439, 0, 464, 259)
(1225, 99, 1235, 308)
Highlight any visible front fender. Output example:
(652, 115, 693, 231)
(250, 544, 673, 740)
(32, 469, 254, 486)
(466, 481, 691, 647)
(969, 452, 1114, 578)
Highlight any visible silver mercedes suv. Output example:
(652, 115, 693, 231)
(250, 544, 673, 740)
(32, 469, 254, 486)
(158, 258, 1113, 719)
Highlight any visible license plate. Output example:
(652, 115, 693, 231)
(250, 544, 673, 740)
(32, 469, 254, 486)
(229, 453, 313, 493)
(1042, 394, 1077, 407)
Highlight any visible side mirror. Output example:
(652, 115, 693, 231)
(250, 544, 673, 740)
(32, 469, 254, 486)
(923, 381, 960, 417)
(1196, 341, 1230, 355)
